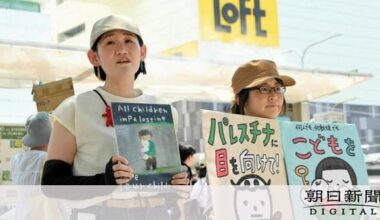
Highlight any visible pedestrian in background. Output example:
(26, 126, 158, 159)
(10, 112, 51, 185)
(179, 144, 196, 184)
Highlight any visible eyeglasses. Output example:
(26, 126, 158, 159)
(249, 86, 286, 94)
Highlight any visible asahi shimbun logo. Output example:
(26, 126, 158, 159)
(301, 157, 379, 218)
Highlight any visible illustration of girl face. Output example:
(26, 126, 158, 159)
(314, 157, 357, 187)
(322, 169, 353, 187)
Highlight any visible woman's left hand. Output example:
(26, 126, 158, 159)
(171, 172, 189, 185)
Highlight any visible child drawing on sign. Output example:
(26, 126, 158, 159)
(138, 129, 157, 170)
(309, 157, 362, 220)
(313, 156, 357, 187)
(231, 174, 281, 220)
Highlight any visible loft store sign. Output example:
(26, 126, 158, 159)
(199, 0, 279, 47)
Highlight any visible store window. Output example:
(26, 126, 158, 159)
(56, 0, 65, 5)
(0, 0, 40, 12)
(58, 23, 85, 43)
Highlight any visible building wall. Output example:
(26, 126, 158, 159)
(278, 0, 380, 72)
(116, 0, 200, 55)
(309, 102, 380, 150)
(0, 88, 36, 124)
(50, 0, 200, 54)
(173, 99, 230, 152)
(0, 7, 51, 43)
(0, 4, 51, 123)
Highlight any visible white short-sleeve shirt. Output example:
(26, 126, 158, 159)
(52, 87, 178, 176)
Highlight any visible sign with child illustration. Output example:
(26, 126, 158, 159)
(280, 122, 368, 186)
(202, 110, 293, 220)
(280, 122, 369, 220)
(111, 102, 181, 185)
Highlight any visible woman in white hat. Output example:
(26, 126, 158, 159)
(231, 59, 296, 119)
(42, 15, 188, 186)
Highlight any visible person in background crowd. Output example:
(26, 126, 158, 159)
(179, 144, 196, 184)
(10, 112, 51, 185)
(0, 159, 2, 185)
(189, 154, 212, 219)
(10, 112, 54, 220)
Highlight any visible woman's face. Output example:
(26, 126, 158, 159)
(91, 30, 146, 80)
(186, 155, 194, 167)
(243, 79, 284, 119)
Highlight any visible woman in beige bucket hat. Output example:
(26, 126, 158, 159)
(42, 15, 188, 186)
(231, 59, 296, 119)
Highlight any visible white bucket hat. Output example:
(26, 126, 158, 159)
(90, 14, 143, 48)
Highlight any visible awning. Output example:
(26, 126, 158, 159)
(0, 41, 372, 103)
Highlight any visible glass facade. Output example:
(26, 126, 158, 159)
(310, 102, 380, 151)
(0, 0, 40, 12)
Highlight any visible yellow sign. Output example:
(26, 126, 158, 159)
(161, 41, 199, 58)
(199, 0, 279, 47)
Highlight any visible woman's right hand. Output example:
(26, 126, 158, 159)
(111, 155, 134, 185)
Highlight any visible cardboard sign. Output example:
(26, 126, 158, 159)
(202, 110, 293, 220)
(0, 125, 25, 184)
(280, 121, 369, 219)
(281, 122, 368, 186)
(202, 110, 287, 185)
(111, 102, 181, 185)
(32, 78, 74, 112)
